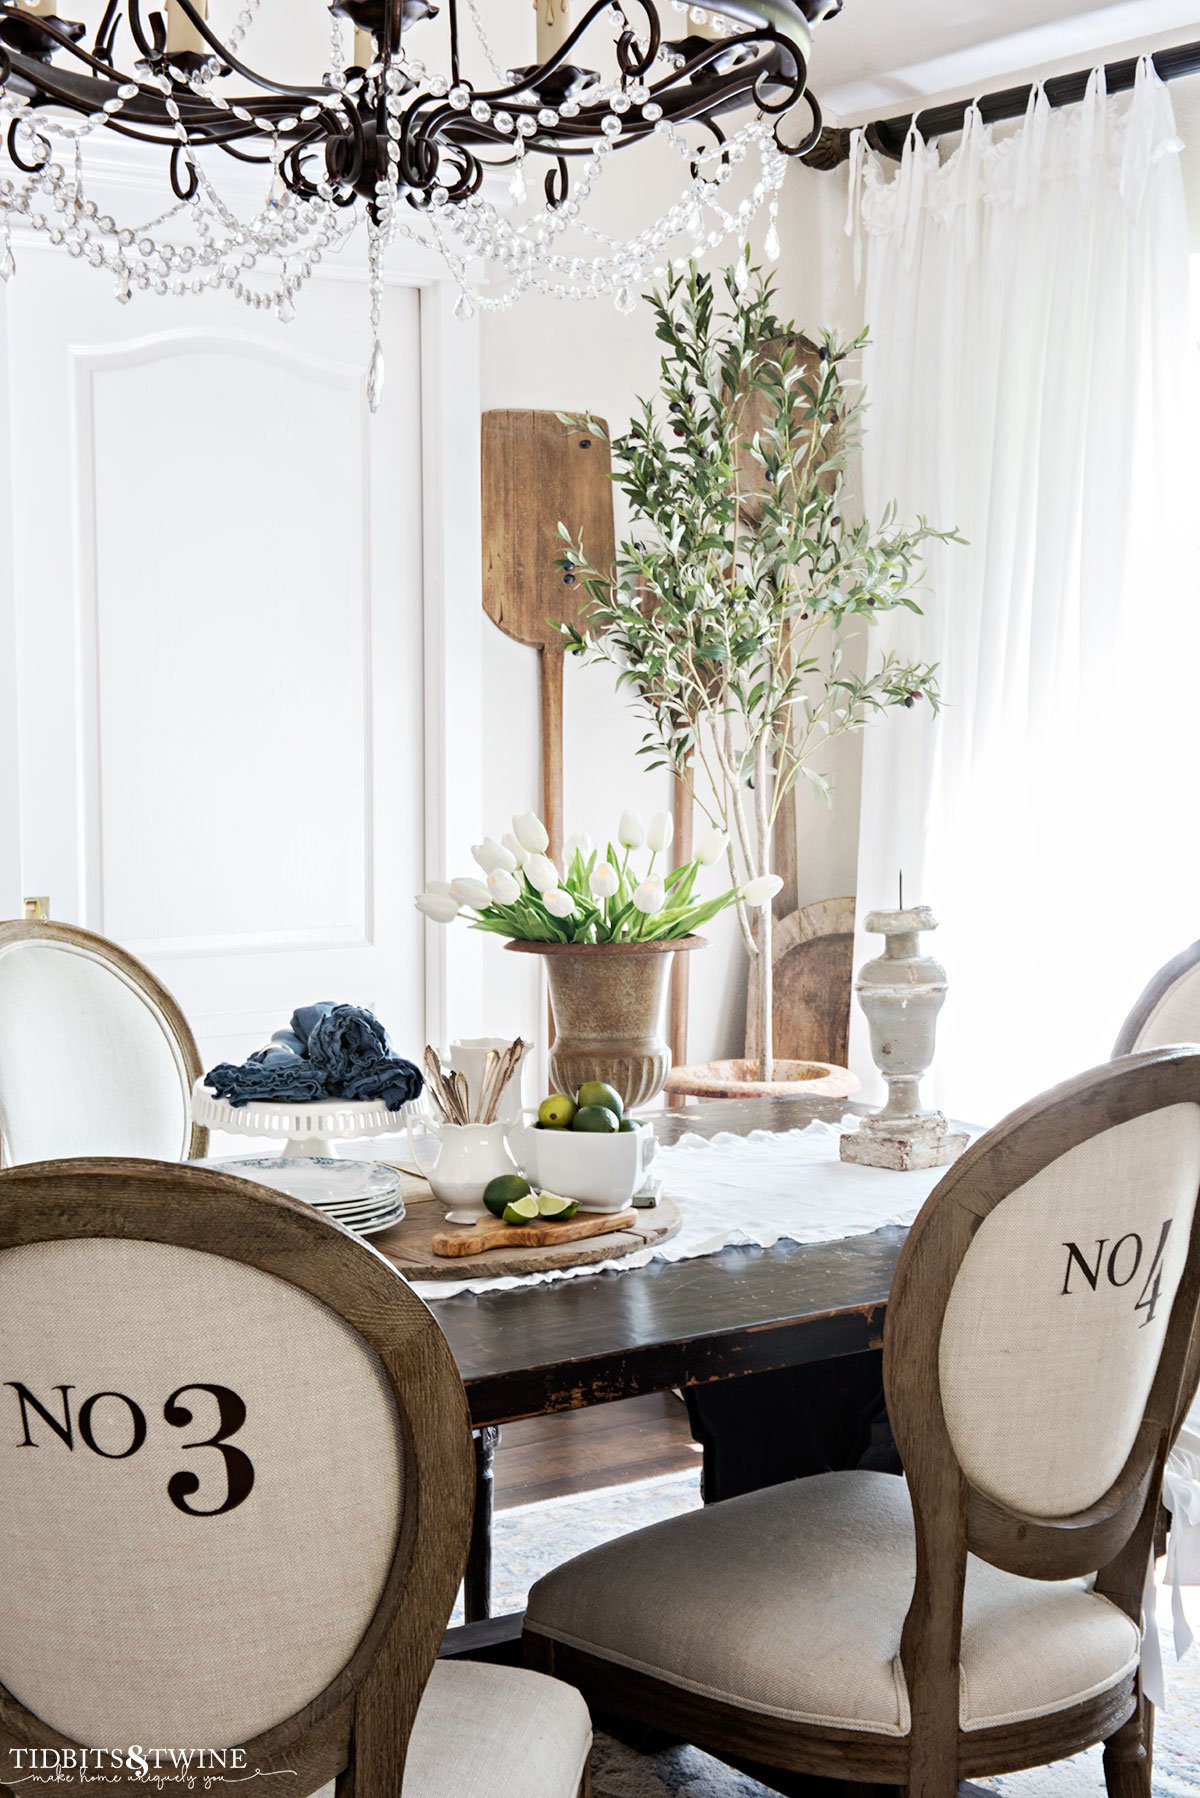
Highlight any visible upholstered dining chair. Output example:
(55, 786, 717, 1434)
(0, 1157, 592, 1798)
(1114, 940, 1200, 1056)
(0, 918, 206, 1164)
(524, 1048, 1200, 1798)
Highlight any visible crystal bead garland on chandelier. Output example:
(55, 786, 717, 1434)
(0, 0, 837, 407)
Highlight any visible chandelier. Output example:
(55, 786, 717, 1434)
(0, 0, 838, 405)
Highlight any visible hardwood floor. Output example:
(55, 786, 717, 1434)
(494, 1389, 699, 1510)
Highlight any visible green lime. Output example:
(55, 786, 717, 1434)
(536, 1192, 580, 1221)
(577, 1080, 624, 1117)
(572, 1104, 619, 1134)
(502, 1195, 541, 1225)
(617, 1117, 637, 1133)
(483, 1174, 532, 1218)
(538, 1092, 578, 1129)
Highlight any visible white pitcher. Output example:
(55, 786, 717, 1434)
(407, 1108, 518, 1222)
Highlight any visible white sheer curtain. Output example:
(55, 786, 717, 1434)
(847, 62, 1200, 1125)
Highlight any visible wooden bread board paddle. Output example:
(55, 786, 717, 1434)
(373, 1182, 681, 1283)
(433, 1206, 637, 1259)
(481, 409, 616, 862)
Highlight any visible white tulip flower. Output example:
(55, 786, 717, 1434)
(564, 831, 594, 861)
(512, 811, 550, 855)
(501, 831, 530, 869)
(618, 809, 646, 849)
(591, 861, 620, 900)
(646, 811, 674, 854)
(695, 828, 730, 866)
(487, 868, 521, 906)
(415, 892, 459, 923)
(632, 876, 665, 916)
(543, 887, 576, 919)
(471, 837, 517, 874)
(450, 876, 493, 910)
(525, 852, 560, 893)
(427, 879, 456, 898)
(740, 874, 784, 907)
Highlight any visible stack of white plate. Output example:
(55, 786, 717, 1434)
(203, 1156, 405, 1237)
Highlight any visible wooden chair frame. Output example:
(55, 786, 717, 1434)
(527, 1049, 1200, 1798)
(0, 919, 209, 1161)
(0, 1157, 476, 1798)
(1114, 939, 1200, 1056)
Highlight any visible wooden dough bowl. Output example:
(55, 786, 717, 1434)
(664, 1059, 860, 1102)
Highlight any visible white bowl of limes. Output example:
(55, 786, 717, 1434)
(514, 1081, 657, 1213)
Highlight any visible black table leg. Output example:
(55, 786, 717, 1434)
(684, 1349, 900, 1502)
(464, 1425, 501, 1622)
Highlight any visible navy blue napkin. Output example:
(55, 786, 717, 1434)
(205, 1001, 423, 1110)
(304, 1003, 423, 1109)
(204, 1040, 326, 1107)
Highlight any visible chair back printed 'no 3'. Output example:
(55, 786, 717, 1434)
(0, 1158, 475, 1797)
(884, 1047, 1200, 1775)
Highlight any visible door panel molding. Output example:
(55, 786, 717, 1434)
(3, 144, 482, 1054)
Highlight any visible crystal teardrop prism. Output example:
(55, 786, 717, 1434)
(614, 284, 636, 316)
(764, 215, 780, 262)
(367, 338, 385, 412)
(0, 245, 13, 282)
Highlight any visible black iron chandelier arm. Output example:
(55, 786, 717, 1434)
(123, 0, 329, 100)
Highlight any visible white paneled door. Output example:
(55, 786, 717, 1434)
(1, 205, 480, 1074)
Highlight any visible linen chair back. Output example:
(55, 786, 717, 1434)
(0, 920, 205, 1164)
(887, 1050, 1200, 1585)
(0, 1159, 473, 1797)
(1114, 940, 1200, 1055)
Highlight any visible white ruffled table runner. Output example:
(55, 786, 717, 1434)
(405, 1119, 959, 1303)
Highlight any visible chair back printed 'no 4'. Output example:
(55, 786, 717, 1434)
(0, 1158, 474, 1797)
(884, 1048, 1200, 1733)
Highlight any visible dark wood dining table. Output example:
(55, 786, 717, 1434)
(375, 1093, 916, 1654)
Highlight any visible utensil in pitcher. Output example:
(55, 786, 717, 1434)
(444, 1036, 532, 1123)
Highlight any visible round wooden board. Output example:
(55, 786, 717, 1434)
(372, 1177, 682, 1283)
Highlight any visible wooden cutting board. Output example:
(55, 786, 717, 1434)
(433, 1206, 636, 1259)
(373, 1184, 681, 1282)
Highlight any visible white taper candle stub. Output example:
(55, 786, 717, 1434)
(354, 27, 374, 66)
(18, 0, 57, 16)
(166, 0, 208, 55)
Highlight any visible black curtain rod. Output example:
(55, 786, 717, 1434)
(804, 37, 1200, 169)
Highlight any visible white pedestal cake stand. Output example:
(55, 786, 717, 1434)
(191, 1079, 411, 1158)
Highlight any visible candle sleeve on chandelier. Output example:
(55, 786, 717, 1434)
(354, 27, 374, 66)
(166, 0, 208, 56)
(685, 7, 732, 41)
(16, 0, 56, 15)
(535, 0, 574, 62)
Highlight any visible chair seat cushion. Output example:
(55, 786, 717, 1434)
(524, 1469, 1139, 1738)
(402, 1660, 592, 1796)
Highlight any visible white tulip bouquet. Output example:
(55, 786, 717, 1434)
(415, 809, 781, 946)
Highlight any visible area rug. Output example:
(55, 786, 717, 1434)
(457, 1468, 1200, 1798)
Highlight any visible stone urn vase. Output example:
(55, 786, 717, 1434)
(839, 905, 968, 1170)
(507, 936, 705, 1111)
